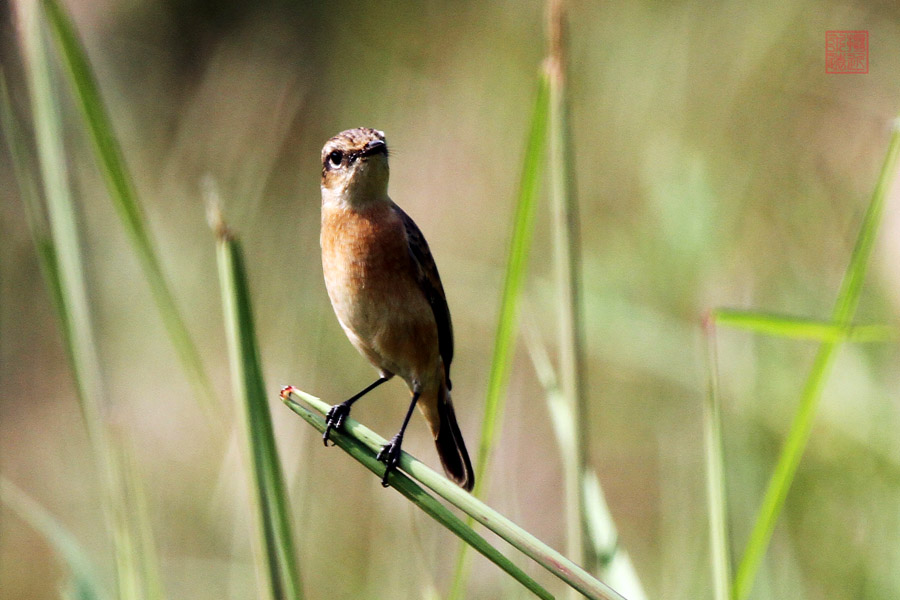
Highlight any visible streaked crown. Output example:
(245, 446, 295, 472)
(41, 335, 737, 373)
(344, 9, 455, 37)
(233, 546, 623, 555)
(320, 128, 390, 201)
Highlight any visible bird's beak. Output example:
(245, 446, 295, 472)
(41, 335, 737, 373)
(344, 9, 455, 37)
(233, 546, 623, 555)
(360, 139, 387, 158)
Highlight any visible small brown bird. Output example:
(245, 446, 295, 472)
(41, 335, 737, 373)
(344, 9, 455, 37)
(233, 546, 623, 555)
(319, 127, 474, 491)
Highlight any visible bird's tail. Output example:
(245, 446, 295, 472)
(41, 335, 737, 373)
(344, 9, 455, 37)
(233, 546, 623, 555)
(431, 381, 475, 491)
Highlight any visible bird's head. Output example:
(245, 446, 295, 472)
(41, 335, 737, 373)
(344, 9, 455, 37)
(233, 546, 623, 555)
(320, 128, 389, 205)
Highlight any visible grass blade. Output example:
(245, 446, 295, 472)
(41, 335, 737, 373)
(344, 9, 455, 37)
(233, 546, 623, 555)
(449, 65, 549, 600)
(713, 308, 894, 342)
(113, 439, 165, 600)
(281, 392, 553, 600)
(581, 472, 646, 599)
(473, 70, 551, 491)
(18, 0, 104, 434)
(0, 478, 109, 600)
(0, 71, 70, 344)
(448, 67, 551, 600)
(830, 122, 900, 325)
(522, 313, 648, 599)
(733, 118, 900, 600)
(547, 0, 592, 576)
(285, 389, 627, 600)
(16, 4, 164, 598)
(702, 316, 732, 600)
(214, 219, 303, 600)
(39, 0, 216, 413)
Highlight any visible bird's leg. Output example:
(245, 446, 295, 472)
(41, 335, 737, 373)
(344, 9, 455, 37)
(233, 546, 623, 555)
(324, 376, 391, 446)
(376, 385, 420, 487)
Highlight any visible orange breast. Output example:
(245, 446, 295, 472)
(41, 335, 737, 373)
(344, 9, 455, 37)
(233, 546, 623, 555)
(321, 201, 440, 385)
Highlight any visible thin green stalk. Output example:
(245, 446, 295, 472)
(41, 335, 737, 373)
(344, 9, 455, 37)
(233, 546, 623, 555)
(734, 344, 838, 600)
(1, 477, 109, 600)
(214, 219, 303, 600)
(713, 309, 894, 342)
(472, 70, 551, 493)
(103, 441, 165, 600)
(703, 317, 731, 600)
(286, 389, 627, 600)
(581, 472, 647, 599)
(547, 0, 591, 573)
(0, 72, 68, 340)
(733, 118, 900, 600)
(522, 313, 648, 599)
(19, 0, 105, 450)
(16, 5, 162, 598)
(448, 69, 551, 600)
(282, 393, 553, 600)
(115, 439, 165, 600)
(40, 0, 217, 414)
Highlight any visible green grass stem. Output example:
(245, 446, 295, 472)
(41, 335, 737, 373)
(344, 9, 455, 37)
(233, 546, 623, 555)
(713, 309, 894, 342)
(40, 0, 217, 414)
(0, 72, 70, 346)
(471, 70, 550, 495)
(547, 0, 592, 575)
(281, 392, 553, 600)
(113, 439, 165, 600)
(214, 221, 303, 600)
(16, 6, 163, 598)
(522, 314, 648, 599)
(703, 317, 732, 600)
(448, 68, 551, 600)
(19, 0, 104, 441)
(285, 389, 626, 600)
(732, 118, 900, 600)
(1, 477, 109, 600)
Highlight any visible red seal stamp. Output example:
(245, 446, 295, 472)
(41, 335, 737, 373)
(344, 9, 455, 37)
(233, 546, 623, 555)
(826, 30, 868, 74)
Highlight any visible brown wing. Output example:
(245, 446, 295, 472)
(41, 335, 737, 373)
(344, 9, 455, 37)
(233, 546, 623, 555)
(394, 203, 454, 389)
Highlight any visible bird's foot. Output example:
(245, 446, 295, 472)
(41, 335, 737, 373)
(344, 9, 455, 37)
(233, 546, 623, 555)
(375, 435, 404, 487)
(323, 402, 351, 446)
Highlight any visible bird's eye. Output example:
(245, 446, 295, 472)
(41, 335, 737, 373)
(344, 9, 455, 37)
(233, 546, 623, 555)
(327, 150, 344, 168)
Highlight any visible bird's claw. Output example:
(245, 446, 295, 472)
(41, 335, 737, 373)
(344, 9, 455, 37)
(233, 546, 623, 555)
(323, 403, 350, 446)
(376, 435, 403, 487)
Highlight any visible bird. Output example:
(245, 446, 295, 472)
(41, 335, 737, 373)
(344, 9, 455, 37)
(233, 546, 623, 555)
(318, 127, 474, 491)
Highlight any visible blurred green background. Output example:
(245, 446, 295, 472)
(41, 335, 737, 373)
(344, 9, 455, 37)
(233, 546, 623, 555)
(2, 0, 900, 598)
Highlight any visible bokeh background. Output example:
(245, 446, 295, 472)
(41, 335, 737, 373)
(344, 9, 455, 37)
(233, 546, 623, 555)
(3, 0, 900, 598)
